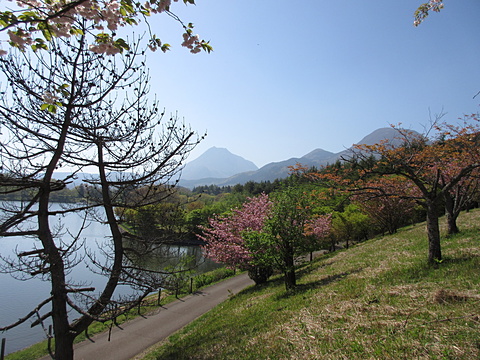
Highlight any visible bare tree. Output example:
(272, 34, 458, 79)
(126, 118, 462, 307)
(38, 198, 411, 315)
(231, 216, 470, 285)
(0, 24, 202, 359)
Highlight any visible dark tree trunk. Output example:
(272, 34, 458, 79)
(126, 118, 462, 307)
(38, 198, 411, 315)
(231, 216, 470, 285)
(41, 219, 75, 359)
(71, 140, 123, 335)
(426, 200, 442, 265)
(52, 293, 75, 359)
(283, 244, 296, 290)
(39, 192, 76, 359)
(39, 105, 75, 359)
(248, 266, 273, 285)
(446, 212, 459, 235)
(330, 236, 336, 252)
(284, 268, 296, 290)
(444, 192, 460, 235)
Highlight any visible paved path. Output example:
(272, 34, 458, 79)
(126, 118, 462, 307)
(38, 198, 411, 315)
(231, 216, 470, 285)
(40, 273, 254, 360)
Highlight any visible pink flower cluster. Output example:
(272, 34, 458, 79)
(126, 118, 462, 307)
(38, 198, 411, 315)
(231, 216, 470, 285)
(5, 0, 127, 49)
(199, 194, 273, 270)
(181, 33, 202, 54)
(1, 0, 207, 55)
(144, 0, 179, 14)
(89, 43, 121, 55)
(303, 214, 332, 239)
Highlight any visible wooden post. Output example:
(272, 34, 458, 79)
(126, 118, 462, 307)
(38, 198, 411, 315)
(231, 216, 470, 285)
(190, 278, 193, 293)
(1, 338, 6, 360)
(157, 289, 162, 306)
(47, 325, 52, 357)
(113, 304, 118, 327)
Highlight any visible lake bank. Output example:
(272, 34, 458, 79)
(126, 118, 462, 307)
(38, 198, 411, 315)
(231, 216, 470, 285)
(0, 203, 218, 356)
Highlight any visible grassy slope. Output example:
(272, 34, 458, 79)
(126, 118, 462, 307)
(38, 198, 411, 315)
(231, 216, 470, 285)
(140, 210, 480, 360)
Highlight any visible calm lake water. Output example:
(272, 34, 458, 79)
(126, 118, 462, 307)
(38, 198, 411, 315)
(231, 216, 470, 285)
(0, 203, 218, 355)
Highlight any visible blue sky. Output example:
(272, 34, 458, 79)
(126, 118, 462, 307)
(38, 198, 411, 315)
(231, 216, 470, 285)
(146, 0, 479, 168)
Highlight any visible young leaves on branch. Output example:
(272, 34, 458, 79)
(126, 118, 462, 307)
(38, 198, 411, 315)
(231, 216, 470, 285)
(0, 0, 212, 55)
(414, 0, 445, 26)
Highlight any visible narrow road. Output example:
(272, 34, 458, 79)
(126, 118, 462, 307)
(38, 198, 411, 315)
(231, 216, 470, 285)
(40, 273, 254, 360)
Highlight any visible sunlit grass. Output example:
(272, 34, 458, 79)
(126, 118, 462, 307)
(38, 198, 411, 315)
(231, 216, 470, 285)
(141, 209, 480, 360)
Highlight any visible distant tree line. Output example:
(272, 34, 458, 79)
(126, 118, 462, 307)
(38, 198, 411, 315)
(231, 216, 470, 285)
(192, 180, 283, 196)
(0, 180, 86, 203)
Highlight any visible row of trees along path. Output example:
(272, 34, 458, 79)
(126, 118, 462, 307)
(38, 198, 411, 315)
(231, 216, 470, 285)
(311, 121, 480, 265)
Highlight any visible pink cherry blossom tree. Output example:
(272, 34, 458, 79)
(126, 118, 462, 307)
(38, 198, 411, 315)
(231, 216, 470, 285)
(199, 193, 274, 284)
(304, 214, 333, 239)
(200, 188, 333, 289)
(264, 186, 333, 290)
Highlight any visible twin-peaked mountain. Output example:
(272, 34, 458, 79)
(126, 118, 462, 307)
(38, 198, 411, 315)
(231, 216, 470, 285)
(179, 127, 410, 189)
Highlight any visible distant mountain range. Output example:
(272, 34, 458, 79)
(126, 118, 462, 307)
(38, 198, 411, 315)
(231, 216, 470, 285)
(179, 127, 411, 189)
(52, 127, 414, 190)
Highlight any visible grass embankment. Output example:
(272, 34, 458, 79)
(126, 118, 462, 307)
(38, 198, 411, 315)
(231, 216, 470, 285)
(6, 267, 235, 360)
(141, 210, 480, 360)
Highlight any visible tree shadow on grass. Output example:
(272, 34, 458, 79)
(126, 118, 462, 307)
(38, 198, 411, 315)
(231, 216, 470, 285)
(375, 252, 480, 286)
(236, 273, 285, 297)
(275, 268, 364, 300)
(441, 253, 480, 265)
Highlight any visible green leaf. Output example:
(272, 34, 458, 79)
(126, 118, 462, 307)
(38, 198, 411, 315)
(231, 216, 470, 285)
(0, 12, 18, 27)
(201, 42, 213, 53)
(113, 38, 130, 52)
(140, 8, 151, 16)
(69, 27, 84, 36)
(125, 17, 138, 25)
(95, 33, 111, 44)
(161, 44, 171, 53)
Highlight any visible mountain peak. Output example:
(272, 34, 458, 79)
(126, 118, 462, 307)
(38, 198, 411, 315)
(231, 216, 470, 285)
(302, 148, 335, 161)
(355, 127, 401, 146)
(203, 147, 232, 155)
(182, 147, 258, 180)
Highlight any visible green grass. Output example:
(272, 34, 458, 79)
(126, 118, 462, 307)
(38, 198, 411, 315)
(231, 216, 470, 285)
(140, 210, 480, 360)
(5, 267, 236, 360)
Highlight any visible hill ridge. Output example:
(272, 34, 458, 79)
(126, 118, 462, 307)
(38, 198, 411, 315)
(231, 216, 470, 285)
(180, 127, 409, 188)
